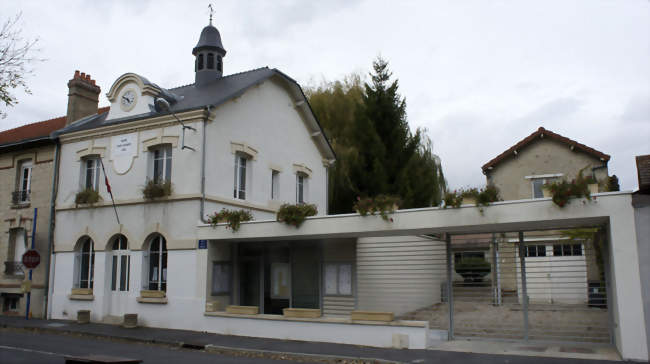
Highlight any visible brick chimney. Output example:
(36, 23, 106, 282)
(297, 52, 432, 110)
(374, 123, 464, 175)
(66, 70, 101, 125)
(637, 155, 650, 194)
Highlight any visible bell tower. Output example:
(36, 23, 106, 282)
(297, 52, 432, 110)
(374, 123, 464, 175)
(193, 7, 226, 86)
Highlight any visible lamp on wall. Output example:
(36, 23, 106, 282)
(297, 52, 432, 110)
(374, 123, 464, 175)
(154, 97, 196, 151)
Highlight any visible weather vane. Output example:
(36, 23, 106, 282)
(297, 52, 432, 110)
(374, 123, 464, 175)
(208, 4, 214, 25)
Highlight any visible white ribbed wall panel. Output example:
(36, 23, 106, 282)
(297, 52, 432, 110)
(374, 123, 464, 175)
(357, 236, 447, 316)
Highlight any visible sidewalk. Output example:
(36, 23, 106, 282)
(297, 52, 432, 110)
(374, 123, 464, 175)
(0, 316, 621, 363)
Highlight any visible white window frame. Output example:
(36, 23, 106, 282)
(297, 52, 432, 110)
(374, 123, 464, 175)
(111, 235, 130, 292)
(271, 170, 280, 200)
(296, 173, 308, 204)
(234, 154, 248, 200)
(149, 145, 172, 184)
(145, 235, 167, 291)
(82, 157, 101, 191)
(525, 173, 563, 199)
(18, 160, 32, 202)
(323, 262, 353, 296)
(74, 238, 95, 289)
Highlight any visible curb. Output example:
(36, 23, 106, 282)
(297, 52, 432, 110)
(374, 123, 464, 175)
(2, 324, 403, 364)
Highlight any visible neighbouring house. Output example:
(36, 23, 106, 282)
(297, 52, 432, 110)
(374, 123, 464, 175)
(0, 92, 108, 318)
(48, 21, 335, 325)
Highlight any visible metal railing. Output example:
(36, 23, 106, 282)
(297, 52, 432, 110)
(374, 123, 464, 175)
(4, 261, 24, 276)
(11, 190, 30, 205)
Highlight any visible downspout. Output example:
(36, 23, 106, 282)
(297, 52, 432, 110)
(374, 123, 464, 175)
(199, 105, 212, 223)
(44, 141, 60, 319)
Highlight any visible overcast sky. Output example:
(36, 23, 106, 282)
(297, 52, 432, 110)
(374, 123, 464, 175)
(2, 0, 648, 191)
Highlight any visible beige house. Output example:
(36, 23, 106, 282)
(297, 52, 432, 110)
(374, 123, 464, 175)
(0, 72, 107, 318)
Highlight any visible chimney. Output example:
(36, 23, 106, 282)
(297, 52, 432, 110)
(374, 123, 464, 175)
(66, 70, 101, 125)
(637, 155, 650, 194)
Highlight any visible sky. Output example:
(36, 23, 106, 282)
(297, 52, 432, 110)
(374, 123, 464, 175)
(1, 0, 648, 191)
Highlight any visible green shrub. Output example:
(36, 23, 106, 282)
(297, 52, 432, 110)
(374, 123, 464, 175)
(208, 208, 253, 232)
(75, 188, 101, 205)
(545, 170, 591, 208)
(443, 190, 462, 208)
(353, 195, 401, 221)
(276, 203, 317, 228)
(142, 180, 172, 200)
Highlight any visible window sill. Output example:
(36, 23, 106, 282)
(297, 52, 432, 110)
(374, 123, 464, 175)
(10, 203, 31, 210)
(69, 294, 94, 301)
(136, 296, 168, 304)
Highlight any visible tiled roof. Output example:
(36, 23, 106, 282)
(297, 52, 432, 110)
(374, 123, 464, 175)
(0, 107, 109, 147)
(482, 127, 611, 172)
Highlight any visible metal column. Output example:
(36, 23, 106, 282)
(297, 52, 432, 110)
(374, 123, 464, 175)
(446, 234, 454, 340)
(517, 231, 529, 340)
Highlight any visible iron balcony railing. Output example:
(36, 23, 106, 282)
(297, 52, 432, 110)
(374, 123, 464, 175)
(11, 190, 30, 205)
(4, 261, 24, 276)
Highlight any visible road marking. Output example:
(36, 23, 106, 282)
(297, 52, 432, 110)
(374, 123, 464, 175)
(0, 344, 67, 357)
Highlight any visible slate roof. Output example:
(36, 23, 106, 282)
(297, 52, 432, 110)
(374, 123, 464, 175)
(482, 127, 610, 172)
(52, 67, 335, 158)
(0, 107, 109, 148)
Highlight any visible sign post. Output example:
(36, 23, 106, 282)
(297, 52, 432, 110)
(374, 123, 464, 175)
(22, 208, 38, 320)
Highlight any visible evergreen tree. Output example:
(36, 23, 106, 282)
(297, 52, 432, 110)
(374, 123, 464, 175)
(306, 57, 445, 213)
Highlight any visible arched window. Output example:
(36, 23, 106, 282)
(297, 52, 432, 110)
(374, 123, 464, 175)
(198, 54, 204, 70)
(74, 237, 95, 289)
(217, 55, 223, 72)
(146, 235, 167, 291)
(110, 235, 130, 292)
(207, 53, 214, 69)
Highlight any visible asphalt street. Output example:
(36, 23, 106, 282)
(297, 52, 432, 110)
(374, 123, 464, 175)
(0, 330, 296, 364)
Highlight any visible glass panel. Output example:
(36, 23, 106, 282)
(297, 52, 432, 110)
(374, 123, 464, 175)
(532, 179, 544, 198)
(80, 252, 90, 289)
(90, 251, 94, 289)
(553, 244, 562, 256)
(572, 244, 582, 256)
(338, 264, 352, 295)
(164, 148, 172, 182)
(149, 252, 160, 290)
(238, 156, 246, 199)
(120, 255, 128, 291)
(198, 54, 204, 70)
(563, 244, 571, 256)
(111, 256, 117, 291)
(161, 250, 167, 291)
(324, 264, 337, 295)
(207, 53, 214, 69)
(153, 150, 162, 183)
(538, 245, 547, 257)
(212, 263, 231, 295)
(85, 160, 94, 189)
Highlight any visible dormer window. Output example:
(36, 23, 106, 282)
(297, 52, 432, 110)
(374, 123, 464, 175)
(207, 53, 214, 69)
(198, 54, 204, 71)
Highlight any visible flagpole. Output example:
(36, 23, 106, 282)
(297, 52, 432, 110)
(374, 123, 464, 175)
(99, 157, 120, 225)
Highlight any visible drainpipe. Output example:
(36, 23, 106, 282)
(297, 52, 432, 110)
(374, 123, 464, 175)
(43, 141, 60, 319)
(199, 105, 212, 224)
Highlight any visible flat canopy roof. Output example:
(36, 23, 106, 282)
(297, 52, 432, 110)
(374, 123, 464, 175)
(197, 192, 632, 242)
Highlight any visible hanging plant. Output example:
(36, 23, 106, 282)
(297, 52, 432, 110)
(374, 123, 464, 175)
(75, 188, 101, 205)
(353, 195, 401, 221)
(545, 170, 591, 208)
(475, 185, 501, 207)
(277, 203, 317, 228)
(142, 180, 173, 200)
(208, 208, 253, 232)
(443, 185, 500, 209)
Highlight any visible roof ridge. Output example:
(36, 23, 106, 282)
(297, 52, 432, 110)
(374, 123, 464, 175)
(167, 67, 271, 91)
(482, 126, 610, 172)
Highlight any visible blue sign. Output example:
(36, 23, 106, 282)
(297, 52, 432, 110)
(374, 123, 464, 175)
(198, 240, 208, 249)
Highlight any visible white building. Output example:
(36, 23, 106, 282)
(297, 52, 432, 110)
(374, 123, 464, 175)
(49, 22, 335, 324)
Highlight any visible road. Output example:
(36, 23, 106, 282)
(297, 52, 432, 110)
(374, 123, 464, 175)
(0, 330, 295, 364)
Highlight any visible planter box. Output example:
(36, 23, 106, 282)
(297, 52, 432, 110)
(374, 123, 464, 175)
(283, 308, 321, 318)
(205, 301, 223, 312)
(140, 290, 166, 298)
(71, 288, 93, 295)
(461, 197, 476, 206)
(123, 313, 138, 328)
(77, 310, 90, 324)
(588, 183, 599, 195)
(226, 305, 259, 315)
(351, 310, 394, 322)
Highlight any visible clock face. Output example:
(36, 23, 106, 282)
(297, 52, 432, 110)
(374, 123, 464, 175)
(120, 90, 137, 111)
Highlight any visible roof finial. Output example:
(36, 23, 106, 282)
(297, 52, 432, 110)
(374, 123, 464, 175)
(208, 4, 214, 25)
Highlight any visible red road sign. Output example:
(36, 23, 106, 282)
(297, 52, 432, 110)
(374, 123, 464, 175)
(22, 249, 40, 269)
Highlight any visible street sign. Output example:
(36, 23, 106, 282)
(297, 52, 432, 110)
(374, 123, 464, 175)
(22, 249, 40, 269)
(198, 240, 208, 249)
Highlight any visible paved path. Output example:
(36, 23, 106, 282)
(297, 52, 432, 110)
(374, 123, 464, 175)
(0, 316, 620, 363)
